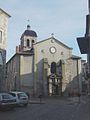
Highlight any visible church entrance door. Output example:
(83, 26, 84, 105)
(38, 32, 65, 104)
(48, 74, 62, 96)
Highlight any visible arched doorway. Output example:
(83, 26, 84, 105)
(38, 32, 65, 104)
(47, 61, 62, 96)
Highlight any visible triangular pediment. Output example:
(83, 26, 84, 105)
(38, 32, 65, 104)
(36, 37, 72, 50)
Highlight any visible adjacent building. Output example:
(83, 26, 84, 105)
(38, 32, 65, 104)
(6, 25, 82, 97)
(0, 8, 10, 91)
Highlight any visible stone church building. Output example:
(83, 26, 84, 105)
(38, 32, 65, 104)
(6, 25, 82, 97)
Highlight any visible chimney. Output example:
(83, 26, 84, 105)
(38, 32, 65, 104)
(16, 46, 19, 53)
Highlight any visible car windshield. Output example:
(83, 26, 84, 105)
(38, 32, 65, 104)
(2, 94, 12, 99)
(18, 93, 27, 98)
(9, 93, 16, 97)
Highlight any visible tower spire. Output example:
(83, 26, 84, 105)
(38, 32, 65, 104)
(27, 19, 30, 30)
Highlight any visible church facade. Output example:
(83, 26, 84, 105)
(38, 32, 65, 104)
(6, 25, 82, 96)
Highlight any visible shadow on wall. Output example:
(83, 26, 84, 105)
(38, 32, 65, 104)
(6, 58, 84, 97)
(6, 71, 83, 97)
(63, 74, 82, 97)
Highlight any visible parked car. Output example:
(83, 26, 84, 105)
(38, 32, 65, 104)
(9, 91, 29, 107)
(0, 93, 17, 110)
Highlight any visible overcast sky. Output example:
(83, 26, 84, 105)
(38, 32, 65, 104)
(0, 0, 88, 61)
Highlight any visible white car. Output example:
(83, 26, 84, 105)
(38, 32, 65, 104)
(0, 93, 17, 110)
(9, 91, 29, 107)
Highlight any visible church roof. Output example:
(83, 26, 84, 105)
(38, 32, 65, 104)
(36, 37, 73, 50)
(71, 55, 81, 59)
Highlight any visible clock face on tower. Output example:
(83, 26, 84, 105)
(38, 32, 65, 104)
(49, 46, 56, 54)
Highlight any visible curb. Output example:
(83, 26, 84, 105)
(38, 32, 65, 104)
(29, 101, 45, 104)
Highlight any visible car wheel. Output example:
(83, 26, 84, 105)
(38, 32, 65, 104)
(24, 103, 28, 107)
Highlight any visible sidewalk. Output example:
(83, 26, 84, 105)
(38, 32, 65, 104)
(29, 97, 46, 104)
(29, 95, 90, 119)
(69, 96, 90, 120)
(29, 96, 83, 104)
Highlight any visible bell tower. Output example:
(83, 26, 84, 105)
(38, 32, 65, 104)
(20, 25, 37, 52)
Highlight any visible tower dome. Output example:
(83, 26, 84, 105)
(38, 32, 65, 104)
(21, 25, 37, 39)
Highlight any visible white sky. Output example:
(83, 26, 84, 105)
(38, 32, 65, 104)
(0, 0, 88, 61)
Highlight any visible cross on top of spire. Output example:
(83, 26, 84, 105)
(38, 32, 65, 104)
(51, 33, 54, 37)
(27, 19, 30, 30)
(27, 19, 30, 24)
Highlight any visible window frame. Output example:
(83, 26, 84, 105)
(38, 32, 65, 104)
(0, 30, 2, 43)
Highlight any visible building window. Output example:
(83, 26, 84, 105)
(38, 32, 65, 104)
(41, 49, 44, 53)
(27, 39, 30, 47)
(50, 62, 56, 74)
(61, 52, 63, 55)
(32, 40, 35, 43)
(0, 31, 2, 43)
(0, 52, 3, 65)
(51, 39, 54, 43)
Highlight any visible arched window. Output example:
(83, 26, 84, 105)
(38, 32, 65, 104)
(27, 39, 30, 47)
(32, 40, 34, 43)
(50, 62, 56, 74)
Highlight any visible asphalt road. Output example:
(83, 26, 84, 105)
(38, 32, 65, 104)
(0, 96, 90, 120)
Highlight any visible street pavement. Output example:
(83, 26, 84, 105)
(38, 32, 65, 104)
(0, 95, 90, 120)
